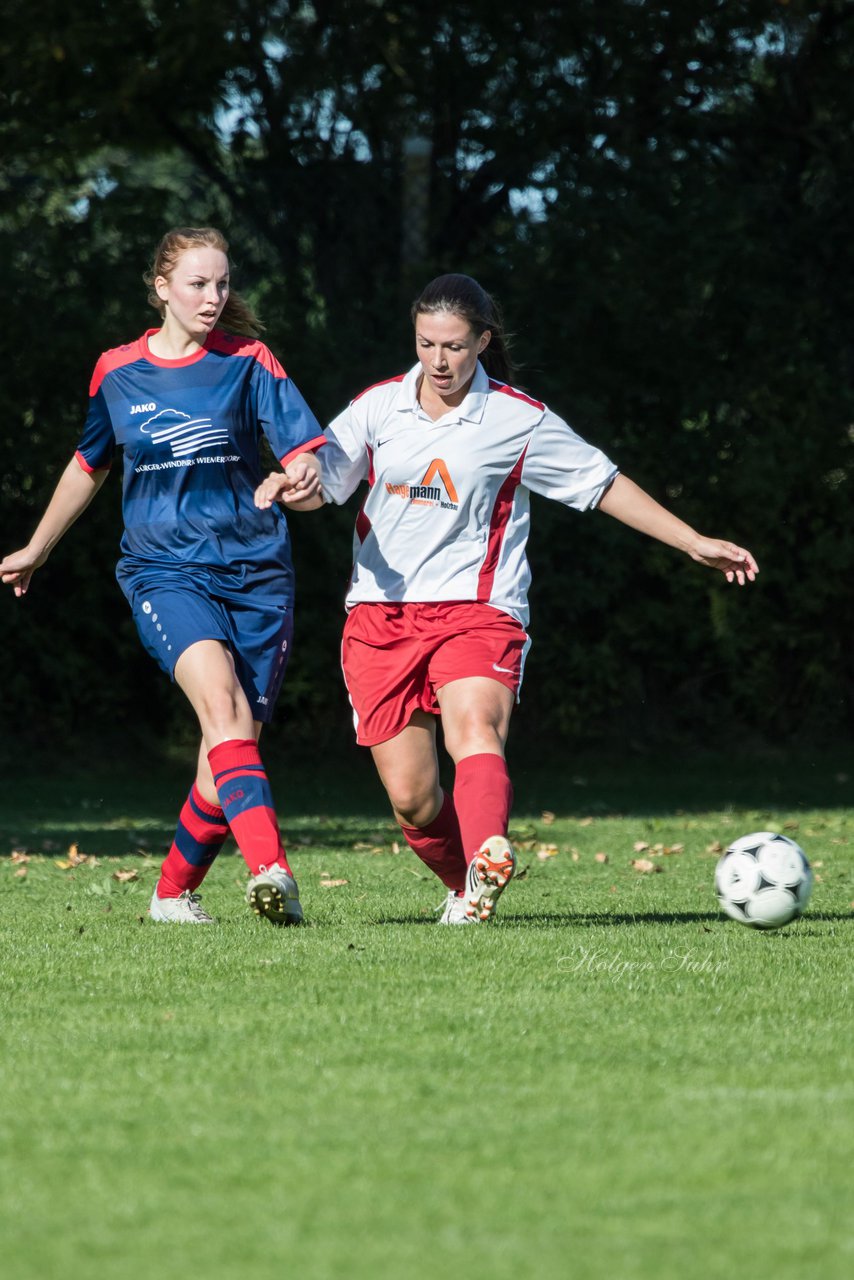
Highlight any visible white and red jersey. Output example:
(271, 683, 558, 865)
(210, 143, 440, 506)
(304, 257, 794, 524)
(320, 362, 618, 628)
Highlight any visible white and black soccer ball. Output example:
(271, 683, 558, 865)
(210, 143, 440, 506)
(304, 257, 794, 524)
(715, 831, 813, 929)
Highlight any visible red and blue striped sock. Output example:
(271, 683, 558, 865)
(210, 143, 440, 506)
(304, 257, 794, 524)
(157, 783, 229, 898)
(207, 738, 292, 878)
(453, 753, 514, 863)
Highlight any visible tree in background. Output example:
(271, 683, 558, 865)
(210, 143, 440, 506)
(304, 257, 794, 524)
(1, 1, 852, 753)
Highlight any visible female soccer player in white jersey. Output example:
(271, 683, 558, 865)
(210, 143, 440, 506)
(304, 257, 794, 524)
(0, 227, 324, 926)
(256, 273, 758, 925)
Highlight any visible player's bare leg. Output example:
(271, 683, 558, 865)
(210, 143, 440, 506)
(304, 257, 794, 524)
(371, 712, 469, 904)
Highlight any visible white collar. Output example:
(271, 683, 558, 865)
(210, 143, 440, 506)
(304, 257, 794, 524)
(397, 361, 490, 425)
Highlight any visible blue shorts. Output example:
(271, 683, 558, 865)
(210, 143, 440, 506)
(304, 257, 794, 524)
(120, 566, 293, 724)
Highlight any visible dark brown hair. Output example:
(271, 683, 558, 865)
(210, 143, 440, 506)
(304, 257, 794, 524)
(411, 273, 515, 384)
(144, 227, 263, 338)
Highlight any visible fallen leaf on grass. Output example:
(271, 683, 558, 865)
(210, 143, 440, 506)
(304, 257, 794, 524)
(595, 852, 609, 864)
(537, 844, 559, 860)
(541, 810, 556, 826)
(706, 840, 724, 854)
(14, 867, 27, 879)
(578, 817, 594, 827)
(633, 841, 649, 853)
(112, 869, 139, 883)
(55, 843, 99, 870)
(320, 877, 349, 888)
(10, 850, 30, 864)
(642, 842, 684, 857)
(631, 858, 663, 874)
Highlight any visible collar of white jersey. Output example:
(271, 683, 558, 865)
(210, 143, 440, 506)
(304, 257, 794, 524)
(400, 361, 490, 424)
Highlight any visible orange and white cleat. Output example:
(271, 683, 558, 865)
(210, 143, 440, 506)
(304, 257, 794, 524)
(464, 836, 516, 922)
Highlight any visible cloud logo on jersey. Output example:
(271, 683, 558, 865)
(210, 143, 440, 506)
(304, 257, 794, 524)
(139, 408, 229, 458)
(385, 458, 459, 510)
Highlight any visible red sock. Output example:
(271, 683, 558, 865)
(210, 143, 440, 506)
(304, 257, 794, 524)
(399, 791, 467, 892)
(454, 753, 514, 864)
(157, 783, 229, 898)
(207, 739, 292, 877)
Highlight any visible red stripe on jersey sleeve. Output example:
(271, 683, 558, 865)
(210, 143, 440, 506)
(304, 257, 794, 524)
(488, 380, 545, 412)
(477, 447, 528, 603)
(352, 374, 406, 403)
(278, 434, 328, 468)
(75, 449, 111, 475)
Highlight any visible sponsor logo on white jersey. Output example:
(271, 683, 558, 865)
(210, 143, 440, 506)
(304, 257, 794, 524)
(384, 458, 459, 510)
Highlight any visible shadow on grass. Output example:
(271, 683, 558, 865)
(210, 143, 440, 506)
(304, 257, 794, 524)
(374, 910, 853, 927)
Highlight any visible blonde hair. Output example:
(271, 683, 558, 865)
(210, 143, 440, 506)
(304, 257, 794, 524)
(143, 226, 263, 337)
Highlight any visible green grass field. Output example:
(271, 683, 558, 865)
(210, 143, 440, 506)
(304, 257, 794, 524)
(1, 747, 852, 1279)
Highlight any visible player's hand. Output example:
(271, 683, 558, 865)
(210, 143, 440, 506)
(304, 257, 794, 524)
(254, 472, 295, 510)
(279, 457, 322, 506)
(254, 457, 323, 510)
(0, 545, 47, 597)
(689, 538, 758, 585)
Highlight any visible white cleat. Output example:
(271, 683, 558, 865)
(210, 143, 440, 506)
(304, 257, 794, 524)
(246, 865, 303, 926)
(436, 890, 474, 925)
(464, 836, 516, 922)
(149, 888, 216, 924)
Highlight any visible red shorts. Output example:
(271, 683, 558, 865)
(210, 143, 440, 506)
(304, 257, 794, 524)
(341, 601, 530, 747)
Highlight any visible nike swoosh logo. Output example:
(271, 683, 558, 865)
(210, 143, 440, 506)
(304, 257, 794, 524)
(492, 663, 515, 675)
(375, 438, 392, 449)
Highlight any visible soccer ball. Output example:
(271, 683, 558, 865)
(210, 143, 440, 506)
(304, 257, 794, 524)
(714, 831, 812, 929)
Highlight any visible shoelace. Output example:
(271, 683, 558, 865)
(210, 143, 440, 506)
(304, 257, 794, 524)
(180, 891, 211, 920)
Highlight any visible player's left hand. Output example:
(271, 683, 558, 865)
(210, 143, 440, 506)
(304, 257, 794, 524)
(689, 538, 758, 585)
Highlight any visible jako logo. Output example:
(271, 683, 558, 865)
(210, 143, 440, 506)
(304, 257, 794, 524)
(130, 402, 157, 414)
(222, 789, 245, 806)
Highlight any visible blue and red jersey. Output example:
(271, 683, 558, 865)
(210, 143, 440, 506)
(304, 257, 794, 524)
(77, 328, 325, 600)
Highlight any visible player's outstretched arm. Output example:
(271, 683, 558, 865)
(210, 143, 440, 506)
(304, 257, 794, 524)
(254, 453, 325, 512)
(598, 474, 758, 585)
(0, 459, 108, 597)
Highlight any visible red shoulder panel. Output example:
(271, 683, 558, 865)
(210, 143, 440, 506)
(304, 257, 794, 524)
(489, 379, 545, 411)
(88, 336, 147, 397)
(352, 374, 407, 403)
(206, 331, 288, 379)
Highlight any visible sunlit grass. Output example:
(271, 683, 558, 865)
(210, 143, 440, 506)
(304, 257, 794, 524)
(1, 751, 852, 1279)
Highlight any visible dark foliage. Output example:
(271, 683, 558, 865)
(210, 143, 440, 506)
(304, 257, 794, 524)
(2, 1, 853, 754)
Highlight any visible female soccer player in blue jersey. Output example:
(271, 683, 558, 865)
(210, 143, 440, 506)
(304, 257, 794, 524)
(256, 273, 758, 926)
(0, 227, 324, 926)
